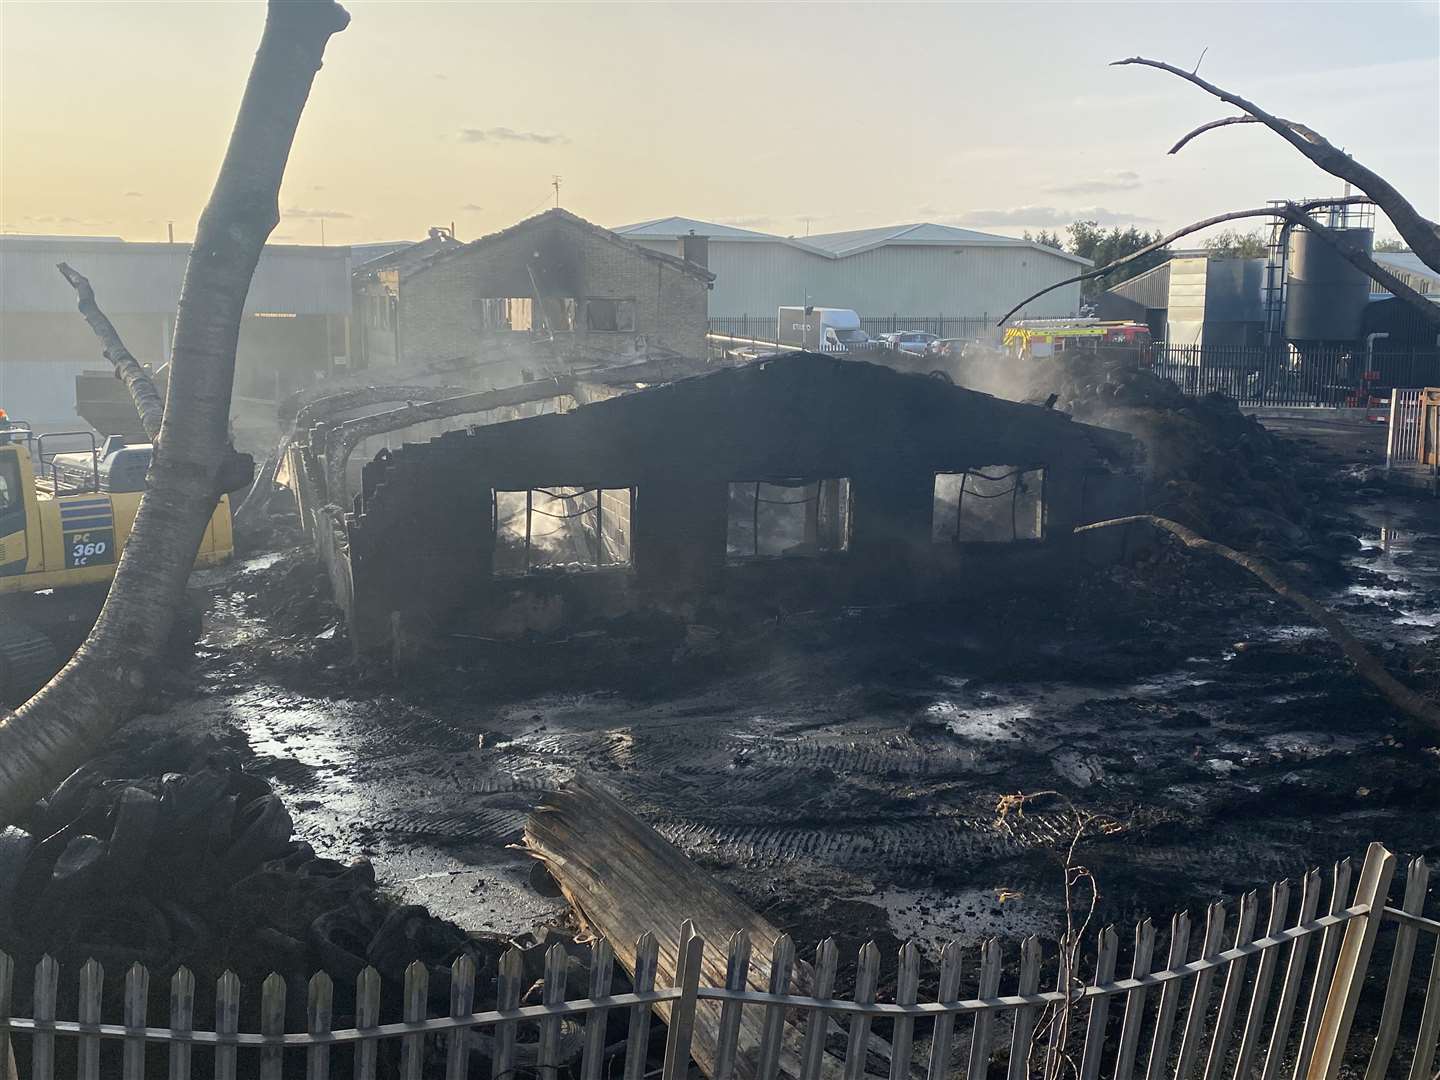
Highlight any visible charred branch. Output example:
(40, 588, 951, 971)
(55, 262, 165, 441)
(1075, 515, 1440, 734)
(1114, 55, 1440, 271)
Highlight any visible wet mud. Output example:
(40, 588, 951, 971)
(135, 481, 1440, 959)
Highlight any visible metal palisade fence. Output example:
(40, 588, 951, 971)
(706, 316, 1000, 345)
(2, 844, 1437, 1080)
(1150, 345, 1440, 409)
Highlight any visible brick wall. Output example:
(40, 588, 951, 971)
(398, 216, 707, 371)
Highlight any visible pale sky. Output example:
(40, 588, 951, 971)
(2, 1, 1437, 247)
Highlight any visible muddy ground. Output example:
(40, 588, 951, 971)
(116, 416, 1440, 968)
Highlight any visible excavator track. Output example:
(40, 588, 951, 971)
(0, 620, 59, 704)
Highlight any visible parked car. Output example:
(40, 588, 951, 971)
(880, 331, 938, 356)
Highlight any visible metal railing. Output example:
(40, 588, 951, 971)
(1387, 389, 1425, 467)
(2, 844, 1434, 1080)
(1150, 345, 1440, 408)
(706, 316, 1000, 346)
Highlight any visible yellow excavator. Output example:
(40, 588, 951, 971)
(0, 412, 234, 701)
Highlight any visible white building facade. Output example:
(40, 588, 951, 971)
(614, 218, 1088, 324)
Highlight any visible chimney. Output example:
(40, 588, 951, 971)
(679, 229, 709, 270)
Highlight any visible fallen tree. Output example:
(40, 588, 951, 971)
(1075, 515, 1440, 734)
(0, 0, 350, 827)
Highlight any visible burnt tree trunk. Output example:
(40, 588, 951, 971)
(0, 0, 350, 826)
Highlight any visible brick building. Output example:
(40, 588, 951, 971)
(355, 209, 713, 384)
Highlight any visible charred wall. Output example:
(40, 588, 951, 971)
(340, 356, 1143, 652)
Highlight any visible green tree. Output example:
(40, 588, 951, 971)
(1375, 237, 1409, 253)
(1203, 229, 1268, 258)
(1066, 220, 1168, 298)
(1023, 228, 1065, 250)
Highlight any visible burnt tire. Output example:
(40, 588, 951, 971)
(0, 620, 59, 704)
(928, 369, 954, 384)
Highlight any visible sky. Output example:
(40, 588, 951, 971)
(2, 1, 1437, 248)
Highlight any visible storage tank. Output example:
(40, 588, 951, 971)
(1284, 226, 1373, 342)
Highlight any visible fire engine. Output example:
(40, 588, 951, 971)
(1002, 319, 1152, 360)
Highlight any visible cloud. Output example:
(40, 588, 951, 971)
(941, 205, 1156, 228)
(460, 203, 485, 212)
(458, 126, 567, 145)
(284, 206, 354, 220)
(123, 191, 144, 198)
(1042, 170, 1142, 196)
(716, 215, 775, 229)
(19, 214, 107, 226)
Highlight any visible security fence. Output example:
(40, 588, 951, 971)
(707, 316, 999, 345)
(1150, 345, 1440, 408)
(3, 843, 1437, 1080)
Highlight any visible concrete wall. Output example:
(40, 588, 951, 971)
(631, 238, 1083, 320)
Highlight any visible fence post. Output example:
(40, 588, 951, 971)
(1305, 842, 1397, 1080)
(662, 923, 705, 1080)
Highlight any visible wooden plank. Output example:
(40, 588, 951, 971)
(401, 960, 430, 1080)
(1174, 901, 1226, 1080)
(1293, 858, 1355, 1079)
(1364, 856, 1429, 1080)
(77, 958, 103, 1080)
(889, 942, 920, 1080)
(1305, 843, 1397, 1080)
(260, 971, 286, 1080)
(756, 935, 796, 1080)
(1078, 926, 1119, 1080)
(1406, 920, 1440, 1080)
(664, 926, 707, 1080)
(168, 966, 195, 1080)
(1113, 920, 1156, 1080)
(1202, 892, 1259, 1080)
(623, 933, 659, 1080)
(214, 970, 240, 1080)
(1230, 881, 1290, 1080)
(539, 942, 569, 1080)
(30, 955, 57, 1080)
(1144, 911, 1191, 1080)
(355, 966, 382, 1080)
(526, 776, 879, 1080)
(843, 943, 880, 1080)
(1260, 869, 1321, 1080)
(714, 933, 753, 1080)
(581, 939, 616, 1080)
(308, 971, 335, 1080)
(925, 941, 963, 1080)
(799, 939, 839, 1080)
(968, 940, 1002, 1080)
(1005, 938, 1042, 1080)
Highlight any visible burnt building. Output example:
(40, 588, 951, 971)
(321, 354, 1142, 653)
(352, 209, 714, 384)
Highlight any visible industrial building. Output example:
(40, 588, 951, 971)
(0, 234, 354, 431)
(613, 217, 1088, 323)
(303, 352, 1141, 654)
(352, 209, 714, 382)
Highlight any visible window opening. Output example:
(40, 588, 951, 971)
(932, 468, 1044, 543)
(493, 485, 633, 573)
(727, 478, 851, 559)
(586, 299, 637, 332)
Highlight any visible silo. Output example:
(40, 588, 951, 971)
(1284, 226, 1373, 342)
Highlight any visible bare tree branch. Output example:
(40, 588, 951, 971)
(996, 197, 1381, 326)
(1114, 55, 1440, 270)
(55, 262, 165, 440)
(1168, 115, 1260, 155)
(1076, 515, 1440, 734)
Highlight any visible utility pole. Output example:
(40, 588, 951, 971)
(552, 175, 563, 208)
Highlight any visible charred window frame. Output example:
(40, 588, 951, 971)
(492, 485, 634, 574)
(586, 299, 637, 333)
(932, 468, 1046, 544)
(478, 298, 534, 332)
(726, 478, 852, 561)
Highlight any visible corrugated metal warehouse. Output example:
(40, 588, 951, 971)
(0, 235, 353, 431)
(614, 217, 1088, 323)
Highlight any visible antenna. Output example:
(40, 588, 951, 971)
(551, 175, 564, 208)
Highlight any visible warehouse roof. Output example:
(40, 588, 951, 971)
(614, 216, 1090, 265)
